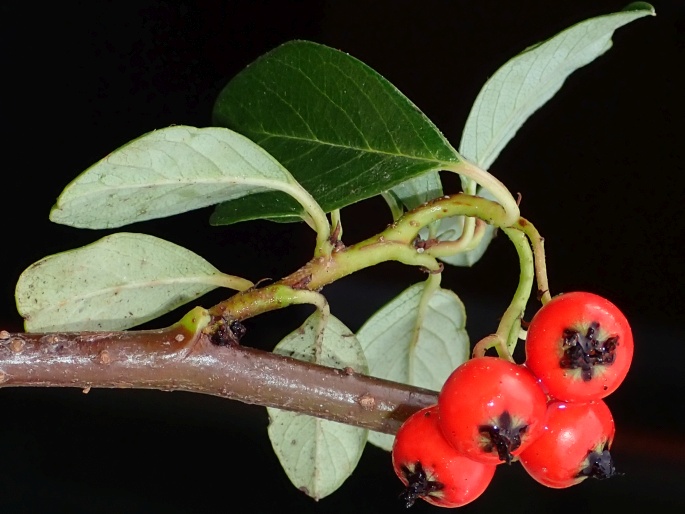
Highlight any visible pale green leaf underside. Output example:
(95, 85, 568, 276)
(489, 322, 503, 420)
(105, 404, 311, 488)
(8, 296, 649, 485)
(50, 125, 306, 229)
(459, 3, 654, 172)
(356, 283, 469, 450)
(267, 313, 368, 500)
(389, 171, 443, 212)
(267, 411, 367, 501)
(16, 233, 238, 332)
(211, 40, 459, 225)
(268, 311, 369, 371)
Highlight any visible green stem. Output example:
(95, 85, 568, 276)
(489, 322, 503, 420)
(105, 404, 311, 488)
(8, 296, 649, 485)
(445, 160, 520, 227)
(515, 219, 552, 304)
(459, 216, 477, 248)
(273, 286, 329, 314)
(391, 194, 508, 242)
(211, 273, 255, 291)
(276, 182, 332, 257)
(425, 218, 486, 259)
(208, 195, 538, 343)
(381, 191, 404, 221)
(472, 227, 535, 361)
(499, 227, 535, 353)
(330, 209, 343, 240)
(275, 287, 331, 351)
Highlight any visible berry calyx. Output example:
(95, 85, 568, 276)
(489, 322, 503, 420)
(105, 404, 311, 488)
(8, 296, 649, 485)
(578, 442, 616, 480)
(392, 405, 496, 508)
(438, 357, 547, 465)
(397, 461, 443, 508)
(560, 322, 618, 382)
(478, 410, 528, 464)
(525, 292, 633, 402)
(519, 400, 616, 488)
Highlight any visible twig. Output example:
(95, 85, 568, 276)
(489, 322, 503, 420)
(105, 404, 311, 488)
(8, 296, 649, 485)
(0, 328, 437, 435)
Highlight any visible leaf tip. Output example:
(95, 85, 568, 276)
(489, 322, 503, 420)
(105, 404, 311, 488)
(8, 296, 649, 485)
(621, 2, 655, 16)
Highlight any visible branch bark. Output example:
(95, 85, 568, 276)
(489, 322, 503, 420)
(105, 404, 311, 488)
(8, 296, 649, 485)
(4, 196, 524, 435)
(0, 328, 438, 435)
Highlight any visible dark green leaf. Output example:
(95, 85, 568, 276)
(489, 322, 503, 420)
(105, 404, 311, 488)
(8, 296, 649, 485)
(211, 40, 459, 225)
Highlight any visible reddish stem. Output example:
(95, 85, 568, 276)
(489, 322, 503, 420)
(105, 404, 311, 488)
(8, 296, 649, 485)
(0, 328, 437, 434)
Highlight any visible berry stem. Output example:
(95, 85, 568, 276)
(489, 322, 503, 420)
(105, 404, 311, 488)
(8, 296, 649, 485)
(424, 218, 488, 259)
(209, 193, 545, 362)
(516, 218, 552, 304)
(472, 226, 535, 361)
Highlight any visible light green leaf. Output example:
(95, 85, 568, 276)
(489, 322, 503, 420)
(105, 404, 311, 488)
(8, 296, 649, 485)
(356, 283, 468, 451)
(388, 171, 443, 213)
(211, 40, 460, 225)
(459, 3, 654, 174)
(267, 312, 368, 500)
(50, 125, 317, 229)
(15, 233, 251, 332)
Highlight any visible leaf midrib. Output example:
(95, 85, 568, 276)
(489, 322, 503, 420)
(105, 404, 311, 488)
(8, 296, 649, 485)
(40, 274, 223, 308)
(473, 14, 633, 164)
(254, 130, 457, 164)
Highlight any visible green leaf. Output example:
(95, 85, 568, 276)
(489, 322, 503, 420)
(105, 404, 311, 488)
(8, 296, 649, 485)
(15, 233, 251, 332)
(356, 283, 469, 451)
(50, 125, 316, 229)
(211, 40, 459, 225)
(267, 312, 368, 500)
(459, 3, 655, 173)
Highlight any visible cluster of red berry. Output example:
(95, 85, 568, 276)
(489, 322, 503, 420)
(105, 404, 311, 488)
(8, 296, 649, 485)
(392, 292, 634, 508)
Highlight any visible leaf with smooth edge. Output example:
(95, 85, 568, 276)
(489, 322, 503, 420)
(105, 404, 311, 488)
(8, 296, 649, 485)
(389, 171, 443, 212)
(50, 125, 313, 228)
(459, 3, 654, 174)
(267, 312, 368, 500)
(356, 283, 469, 451)
(211, 40, 459, 225)
(15, 233, 251, 332)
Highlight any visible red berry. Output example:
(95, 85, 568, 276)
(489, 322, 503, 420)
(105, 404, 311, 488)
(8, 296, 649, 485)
(525, 291, 633, 402)
(438, 357, 548, 465)
(392, 405, 496, 508)
(519, 399, 616, 488)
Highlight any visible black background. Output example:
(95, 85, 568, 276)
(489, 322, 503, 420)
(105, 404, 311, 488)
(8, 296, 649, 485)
(1, 1, 684, 512)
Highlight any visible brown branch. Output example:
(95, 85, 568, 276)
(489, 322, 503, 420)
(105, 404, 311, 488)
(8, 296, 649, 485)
(0, 328, 438, 435)
(2, 197, 513, 435)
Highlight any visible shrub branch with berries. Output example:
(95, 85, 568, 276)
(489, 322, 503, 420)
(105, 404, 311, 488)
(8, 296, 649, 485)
(1, 3, 651, 507)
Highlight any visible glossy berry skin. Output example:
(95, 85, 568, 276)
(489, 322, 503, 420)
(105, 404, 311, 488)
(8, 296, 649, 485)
(392, 405, 496, 508)
(519, 400, 616, 488)
(438, 357, 548, 465)
(525, 292, 633, 402)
